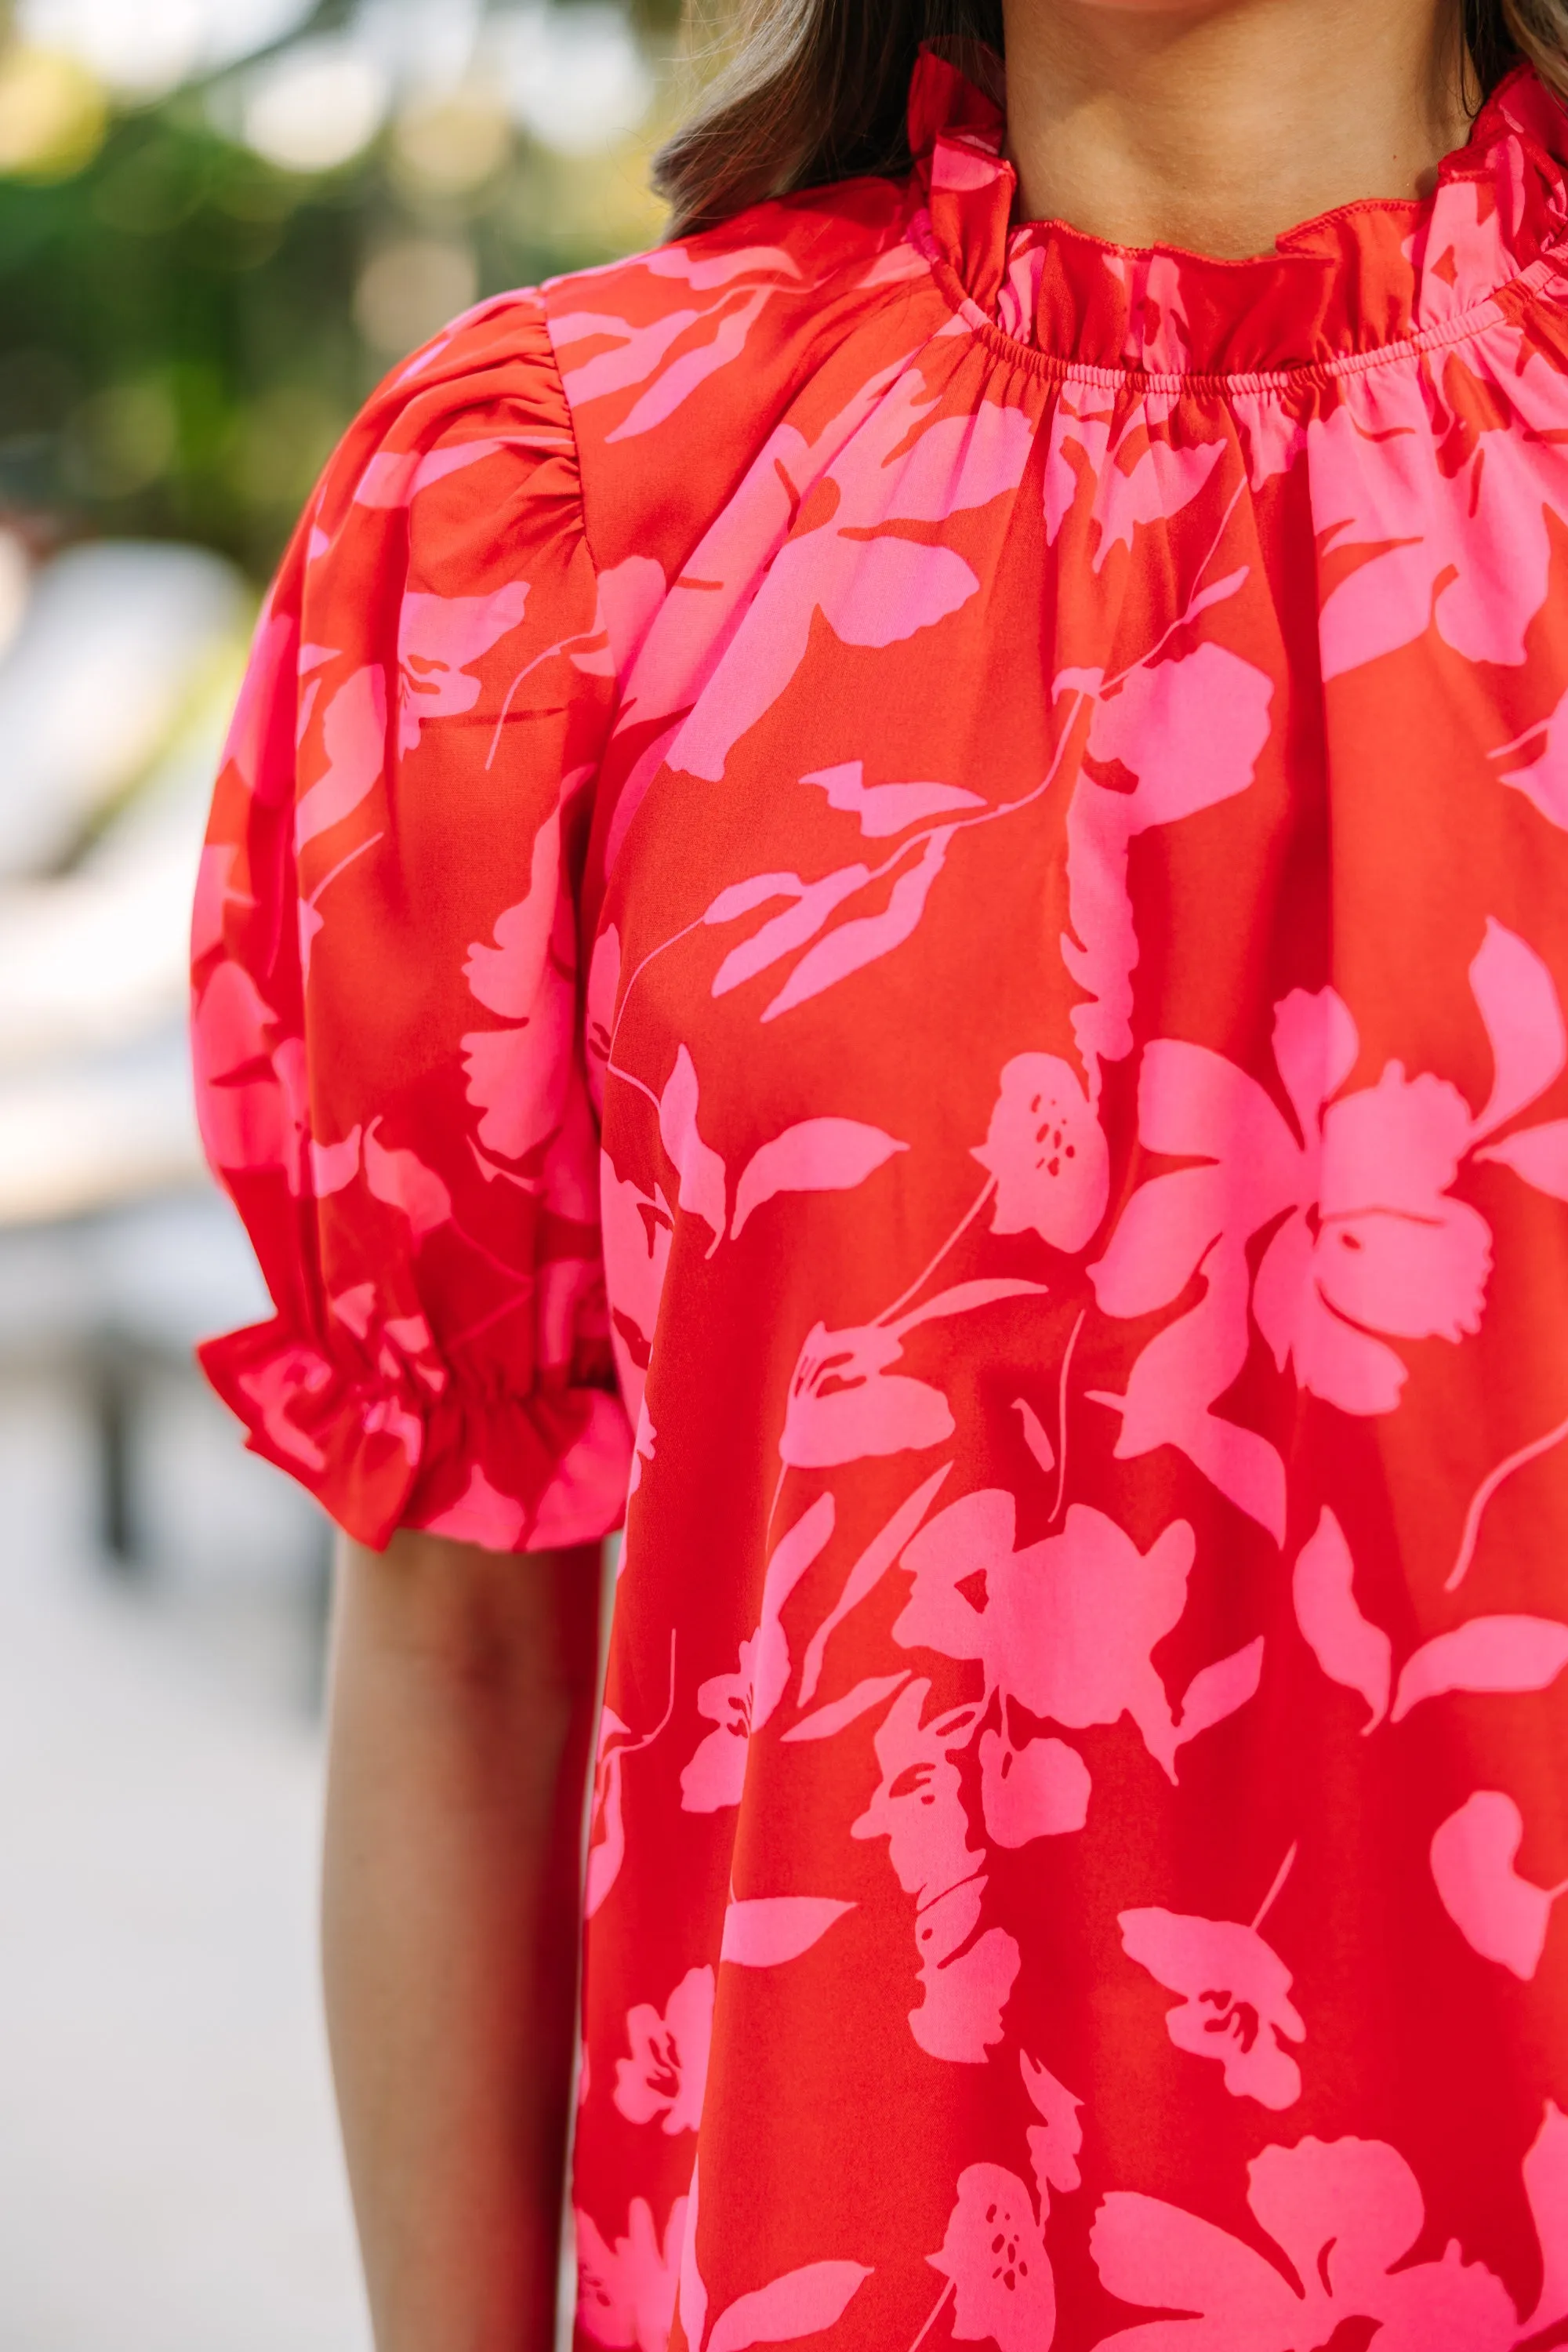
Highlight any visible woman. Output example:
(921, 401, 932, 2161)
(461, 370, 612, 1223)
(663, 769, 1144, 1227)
(193, 1, 1568, 2345)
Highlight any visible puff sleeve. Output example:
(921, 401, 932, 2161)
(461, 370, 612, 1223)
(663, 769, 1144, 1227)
(192, 296, 633, 1552)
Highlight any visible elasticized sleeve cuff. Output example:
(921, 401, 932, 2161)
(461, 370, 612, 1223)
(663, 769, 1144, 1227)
(198, 1316, 633, 1554)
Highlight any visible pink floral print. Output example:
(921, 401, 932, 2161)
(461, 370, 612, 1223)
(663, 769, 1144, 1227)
(614, 1966, 715, 2136)
(1117, 1903, 1305, 2109)
(1091, 923, 1568, 1537)
(194, 42, 1568, 2352)
(929, 2165, 1055, 2352)
(1090, 2130, 1528, 2350)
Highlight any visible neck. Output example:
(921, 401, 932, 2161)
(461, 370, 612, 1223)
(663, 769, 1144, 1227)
(999, 0, 1475, 257)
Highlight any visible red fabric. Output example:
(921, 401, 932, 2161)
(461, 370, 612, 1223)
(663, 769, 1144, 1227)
(195, 49, 1568, 2350)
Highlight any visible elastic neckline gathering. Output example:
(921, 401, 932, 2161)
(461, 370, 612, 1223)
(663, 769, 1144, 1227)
(910, 227, 1568, 396)
(906, 47, 1568, 381)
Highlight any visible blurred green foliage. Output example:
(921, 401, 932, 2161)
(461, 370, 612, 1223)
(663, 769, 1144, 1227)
(0, 0, 683, 579)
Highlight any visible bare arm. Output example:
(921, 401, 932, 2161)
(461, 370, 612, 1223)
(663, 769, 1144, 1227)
(321, 1527, 601, 2352)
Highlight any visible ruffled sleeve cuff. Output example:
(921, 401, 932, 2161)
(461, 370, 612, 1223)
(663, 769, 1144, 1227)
(198, 1316, 633, 1554)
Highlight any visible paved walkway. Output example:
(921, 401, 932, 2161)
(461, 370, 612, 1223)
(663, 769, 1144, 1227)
(0, 1380, 370, 2352)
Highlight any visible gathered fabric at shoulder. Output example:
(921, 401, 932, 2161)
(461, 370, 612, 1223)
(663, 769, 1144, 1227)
(194, 296, 633, 1551)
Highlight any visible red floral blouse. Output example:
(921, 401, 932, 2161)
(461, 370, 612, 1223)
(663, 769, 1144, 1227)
(195, 49, 1568, 2352)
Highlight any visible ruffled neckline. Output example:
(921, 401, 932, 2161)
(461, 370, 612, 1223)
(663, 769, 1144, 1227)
(908, 46, 1568, 381)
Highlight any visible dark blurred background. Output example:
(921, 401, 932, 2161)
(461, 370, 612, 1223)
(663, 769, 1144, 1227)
(0, 4, 681, 2341)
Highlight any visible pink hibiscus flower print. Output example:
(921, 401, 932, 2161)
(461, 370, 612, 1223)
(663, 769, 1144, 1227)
(893, 1492, 1262, 1782)
(1090, 921, 1566, 1537)
(577, 2190, 688, 2352)
(1117, 1902, 1304, 2110)
(972, 1052, 1110, 1256)
(680, 1631, 775, 1813)
(927, 2163, 1055, 2352)
(851, 1678, 982, 1905)
(1089, 2132, 1517, 2352)
(612, 1964, 714, 2136)
(851, 1681, 1019, 2064)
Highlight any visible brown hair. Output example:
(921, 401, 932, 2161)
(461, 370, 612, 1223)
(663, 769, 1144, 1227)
(654, 0, 1563, 238)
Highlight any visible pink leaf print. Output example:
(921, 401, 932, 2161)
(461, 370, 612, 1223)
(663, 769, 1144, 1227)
(899, 1278, 1051, 1329)
(423, 1465, 525, 1550)
(464, 800, 564, 1018)
(1172, 1639, 1266, 1751)
(910, 1883, 1020, 2064)
(761, 1490, 839, 1621)
(613, 1965, 714, 2136)
(1467, 917, 1567, 1135)
(554, 303, 706, 408)
(585, 922, 622, 1101)
(577, 2192, 687, 2352)
(1063, 643, 1273, 1080)
(1523, 2100, 1568, 2333)
(1431, 1790, 1566, 1978)
(396, 580, 528, 751)
(1500, 681, 1568, 828)
(460, 967, 574, 1162)
(781, 1319, 954, 1469)
(1292, 1505, 1392, 1733)
(681, 1494, 835, 1811)
(1118, 1907, 1305, 2110)
(1315, 352, 1564, 677)
(978, 1729, 1091, 1846)
(658, 1046, 728, 1250)
(1021, 2050, 1083, 2197)
(672, 374, 1033, 781)
(1392, 1614, 1568, 1720)
(782, 1671, 912, 1744)
(579, 555, 666, 682)
(719, 1895, 855, 1968)
(703, 872, 808, 925)
(798, 1465, 952, 1703)
(1012, 1398, 1055, 1475)
(816, 538, 980, 647)
(353, 436, 506, 510)
(705, 2261, 872, 2352)
(191, 840, 252, 960)
(234, 1344, 329, 1469)
(764, 829, 953, 1019)
(310, 1123, 361, 1195)
(1089, 2132, 1518, 2352)
(1477, 1116, 1568, 1199)
(974, 1054, 1111, 1254)
(710, 866, 869, 997)
(601, 1168, 673, 1426)
(731, 1117, 907, 1239)
(800, 760, 983, 836)
(587, 1727, 632, 1918)
(587, 1658, 676, 1920)
(1044, 406, 1225, 568)
(929, 2164, 1055, 2352)
(608, 287, 780, 445)
(295, 664, 387, 848)
(362, 1121, 452, 1236)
